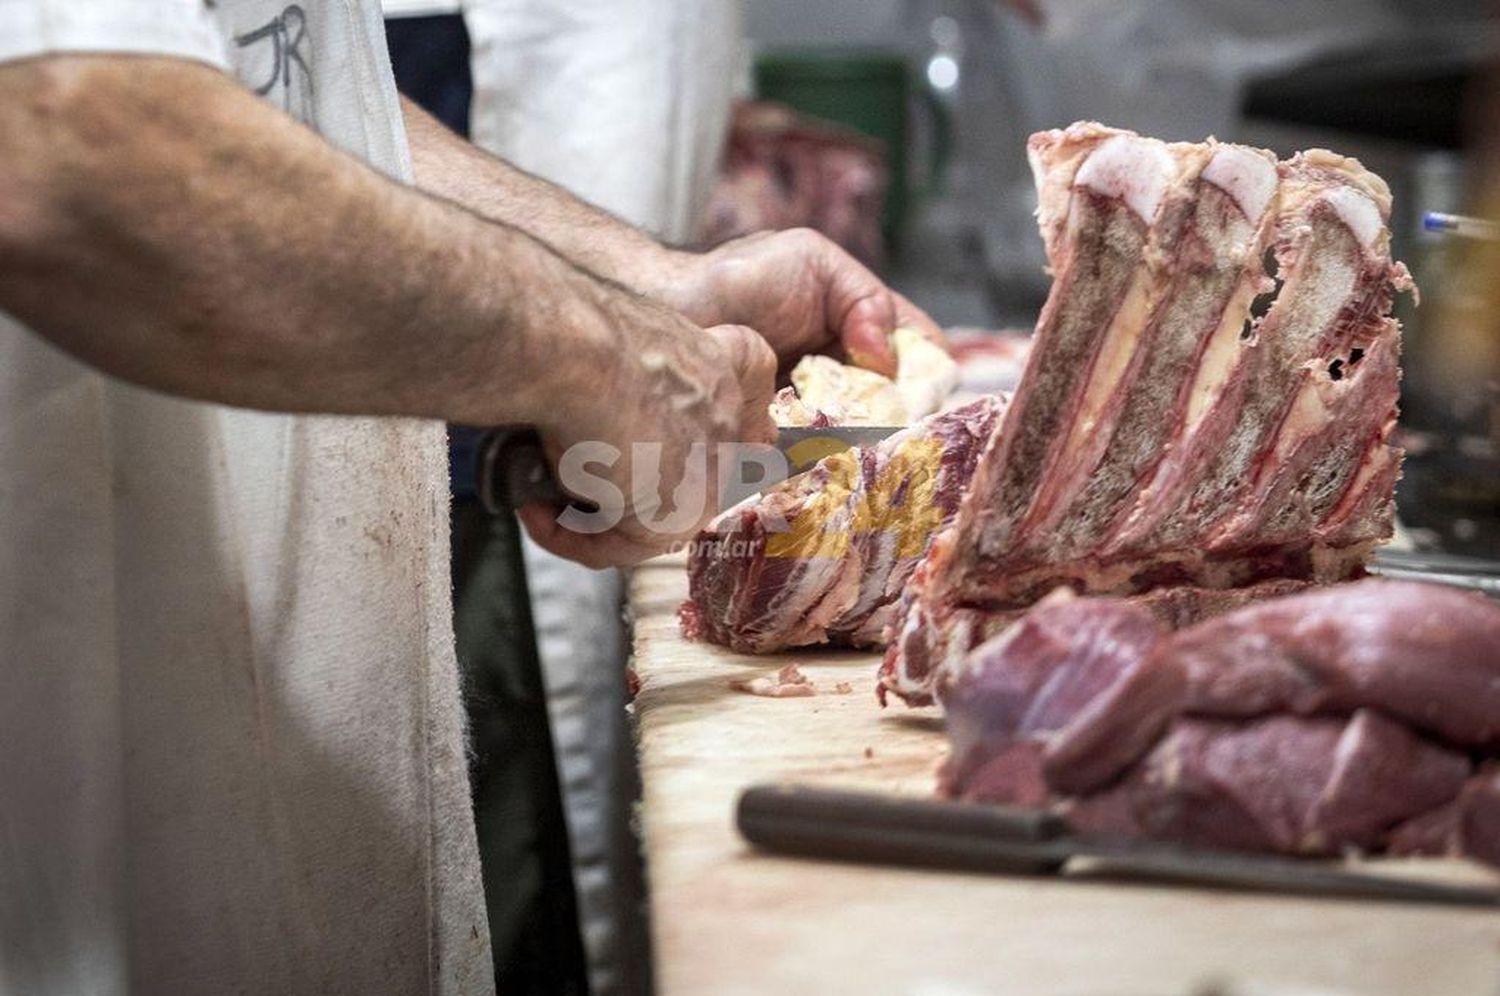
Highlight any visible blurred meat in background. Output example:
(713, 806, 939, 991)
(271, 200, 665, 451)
(944, 327, 1033, 397)
(701, 101, 891, 267)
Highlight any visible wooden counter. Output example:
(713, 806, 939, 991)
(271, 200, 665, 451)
(628, 556, 1500, 996)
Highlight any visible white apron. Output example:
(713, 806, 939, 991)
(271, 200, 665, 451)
(0, 3, 491, 994)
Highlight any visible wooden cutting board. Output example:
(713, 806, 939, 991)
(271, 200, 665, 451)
(629, 555, 1500, 996)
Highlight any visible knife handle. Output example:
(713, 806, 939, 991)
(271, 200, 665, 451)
(739, 786, 1500, 908)
(476, 426, 599, 515)
(737, 783, 1068, 875)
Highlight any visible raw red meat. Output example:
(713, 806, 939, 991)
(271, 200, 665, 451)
(938, 591, 1180, 798)
(1459, 770, 1500, 868)
(880, 569, 1310, 708)
(882, 124, 1413, 706)
(1166, 580, 1500, 749)
(940, 579, 1500, 867)
(1065, 711, 1469, 856)
(1386, 799, 1463, 857)
(702, 101, 889, 266)
(1386, 767, 1500, 863)
(681, 397, 1003, 653)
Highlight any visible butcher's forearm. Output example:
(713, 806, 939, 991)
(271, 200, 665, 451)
(0, 56, 613, 429)
(397, 98, 939, 376)
(401, 95, 690, 301)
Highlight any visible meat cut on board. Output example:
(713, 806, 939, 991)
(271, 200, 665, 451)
(682, 397, 1003, 653)
(881, 123, 1413, 705)
(939, 580, 1500, 868)
(682, 122, 1412, 704)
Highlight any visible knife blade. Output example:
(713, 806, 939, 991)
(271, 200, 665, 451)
(773, 426, 908, 473)
(477, 425, 908, 514)
(1370, 548, 1500, 599)
(719, 426, 908, 509)
(737, 784, 1500, 908)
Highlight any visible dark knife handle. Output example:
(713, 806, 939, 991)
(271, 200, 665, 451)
(739, 786, 1500, 908)
(476, 426, 601, 515)
(737, 783, 1068, 875)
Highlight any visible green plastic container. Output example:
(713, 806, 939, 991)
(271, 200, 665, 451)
(755, 49, 911, 244)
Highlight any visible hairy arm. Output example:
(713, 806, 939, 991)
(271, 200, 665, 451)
(402, 95, 686, 298)
(0, 55, 654, 431)
(401, 97, 944, 375)
(0, 54, 776, 566)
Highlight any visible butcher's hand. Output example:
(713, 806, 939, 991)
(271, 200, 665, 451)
(518, 301, 777, 570)
(661, 228, 946, 378)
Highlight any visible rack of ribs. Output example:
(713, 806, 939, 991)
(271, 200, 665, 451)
(880, 123, 1414, 706)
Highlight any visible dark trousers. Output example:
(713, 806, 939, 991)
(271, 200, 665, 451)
(385, 14, 474, 134)
(449, 501, 587, 995)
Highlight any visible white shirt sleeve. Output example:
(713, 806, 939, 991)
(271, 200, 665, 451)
(0, 0, 230, 69)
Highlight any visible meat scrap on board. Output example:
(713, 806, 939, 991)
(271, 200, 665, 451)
(882, 122, 1413, 706)
(729, 663, 818, 699)
(940, 580, 1500, 868)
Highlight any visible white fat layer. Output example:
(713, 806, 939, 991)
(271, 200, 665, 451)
(1184, 279, 1255, 429)
(1272, 377, 1332, 466)
(1323, 186, 1382, 248)
(1202, 145, 1278, 222)
(1320, 447, 1390, 535)
(1311, 540, 1378, 580)
(1074, 135, 1176, 223)
(894, 327, 960, 420)
(1053, 268, 1153, 478)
